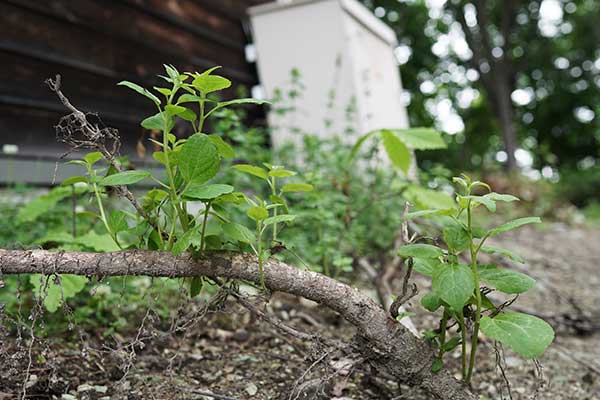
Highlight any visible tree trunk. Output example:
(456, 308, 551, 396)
(0, 249, 477, 400)
(495, 79, 518, 171)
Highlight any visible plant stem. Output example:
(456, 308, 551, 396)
(166, 213, 177, 250)
(256, 222, 266, 291)
(199, 201, 211, 251)
(270, 177, 278, 242)
(438, 309, 449, 358)
(87, 166, 120, 248)
(159, 104, 189, 234)
(71, 186, 77, 237)
(93, 183, 110, 236)
(466, 203, 482, 385)
(197, 95, 206, 133)
(458, 310, 468, 379)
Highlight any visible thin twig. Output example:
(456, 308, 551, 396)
(493, 341, 513, 400)
(224, 286, 316, 342)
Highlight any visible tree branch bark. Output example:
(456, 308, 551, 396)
(0, 249, 476, 400)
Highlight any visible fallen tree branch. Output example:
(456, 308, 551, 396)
(0, 249, 476, 400)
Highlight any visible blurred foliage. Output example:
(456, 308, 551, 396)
(362, 0, 600, 176)
(554, 165, 600, 207)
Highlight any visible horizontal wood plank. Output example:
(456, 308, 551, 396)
(2, 0, 255, 83)
(0, 0, 267, 169)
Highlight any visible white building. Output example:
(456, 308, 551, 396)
(249, 0, 410, 148)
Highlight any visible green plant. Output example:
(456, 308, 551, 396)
(26, 65, 313, 310)
(232, 163, 313, 289)
(399, 174, 554, 384)
(351, 127, 447, 174)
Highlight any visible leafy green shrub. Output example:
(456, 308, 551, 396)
(400, 174, 554, 383)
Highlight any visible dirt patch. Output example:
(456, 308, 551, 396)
(1, 223, 599, 399)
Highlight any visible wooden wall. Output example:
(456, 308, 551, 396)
(0, 0, 267, 167)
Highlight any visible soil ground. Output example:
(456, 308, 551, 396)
(1, 223, 599, 399)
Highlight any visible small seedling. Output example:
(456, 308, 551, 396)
(233, 163, 313, 289)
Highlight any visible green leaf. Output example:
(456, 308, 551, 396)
(165, 105, 197, 122)
(391, 128, 447, 150)
(99, 170, 151, 186)
(281, 183, 313, 193)
(191, 67, 231, 94)
(67, 160, 88, 167)
(36, 231, 75, 245)
(172, 229, 196, 256)
(61, 176, 88, 186)
(443, 222, 470, 253)
(178, 133, 220, 185)
(215, 192, 246, 205)
(189, 277, 203, 297)
(217, 98, 270, 108)
(184, 184, 234, 200)
(351, 128, 445, 160)
(381, 129, 411, 173)
(404, 185, 455, 210)
(431, 358, 444, 373)
(423, 330, 439, 340)
(263, 214, 296, 226)
(421, 291, 442, 312)
(349, 130, 379, 159)
(153, 151, 167, 165)
(75, 231, 120, 252)
(177, 94, 214, 104)
(164, 64, 180, 81)
(268, 169, 296, 178)
(84, 152, 103, 165)
(442, 336, 462, 352)
(460, 195, 497, 212)
(108, 210, 129, 233)
(471, 226, 486, 238)
(398, 244, 445, 259)
(232, 164, 269, 180)
(470, 180, 492, 192)
(208, 135, 235, 158)
(432, 263, 474, 311)
(404, 209, 453, 220)
(203, 219, 223, 239)
(153, 86, 172, 96)
(17, 187, 71, 223)
(141, 112, 174, 132)
(247, 206, 268, 222)
(480, 313, 554, 358)
(452, 176, 468, 189)
(480, 293, 497, 310)
(396, 310, 415, 321)
(484, 192, 520, 203)
(165, 104, 186, 116)
(478, 265, 535, 294)
(118, 81, 161, 105)
(30, 274, 88, 313)
(412, 258, 442, 276)
(480, 245, 525, 264)
(223, 222, 255, 244)
(269, 195, 289, 213)
(488, 217, 542, 236)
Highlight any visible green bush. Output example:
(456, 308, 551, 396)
(555, 166, 600, 208)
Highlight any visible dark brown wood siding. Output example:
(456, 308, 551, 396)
(0, 0, 267, 165)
